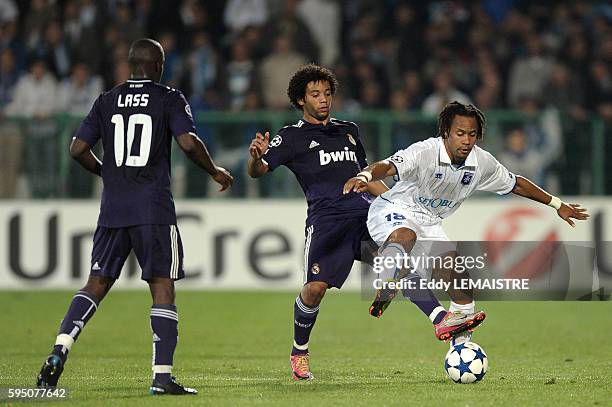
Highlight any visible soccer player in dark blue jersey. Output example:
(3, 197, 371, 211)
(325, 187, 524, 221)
(36, 38, 233, 395)
(249, 65, 488, 381)
(248, 64, 391, 380)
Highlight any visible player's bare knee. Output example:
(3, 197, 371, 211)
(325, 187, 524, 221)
(301, 281, 327, 307)
(82, 276, 114, 301)
(386, 228, 417, 253)
(148, 278, 175, 304)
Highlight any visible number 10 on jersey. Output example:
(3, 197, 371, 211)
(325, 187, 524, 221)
(111, 113, 152, 167)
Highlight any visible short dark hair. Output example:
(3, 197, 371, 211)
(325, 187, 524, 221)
(438, 101, 486, 140)
(287, 63, 338, 110)
(128, 38, 164, 70)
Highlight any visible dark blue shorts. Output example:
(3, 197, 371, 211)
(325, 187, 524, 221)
(90, 224, 184, 281)
(304, 216, 372, 289)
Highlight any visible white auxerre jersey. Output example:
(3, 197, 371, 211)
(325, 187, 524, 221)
(381, 137, 516, 224)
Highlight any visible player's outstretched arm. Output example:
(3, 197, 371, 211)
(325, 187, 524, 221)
(342, 160, 396, 195)
(511, 175, 589, 227)
(176, 132, 233, 192)
(247, 131, 270, 178)
(69, 137, 102, 176)
(366, 181, 390, 197)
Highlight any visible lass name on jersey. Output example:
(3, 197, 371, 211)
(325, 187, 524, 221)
(117, 94, 149, 107)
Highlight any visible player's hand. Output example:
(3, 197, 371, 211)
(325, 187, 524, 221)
(343, 176, 368, 195)
(249, 131, 270, 160)
(212, 166, 234, 192)
(557, 203, 589, 227)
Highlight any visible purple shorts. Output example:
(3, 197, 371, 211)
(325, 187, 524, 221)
(304, 215, 372, 289)
(90, 224, 184, 281)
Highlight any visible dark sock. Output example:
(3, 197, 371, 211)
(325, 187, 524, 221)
(375, 243, 446, 325)
(401, 276, 447, 325)
(52, 290, 100, 363)
(291, 295, 319, 356)
(150, 304, 178, 384)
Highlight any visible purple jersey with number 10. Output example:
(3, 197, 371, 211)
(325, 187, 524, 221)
(76, 79, 196, 228)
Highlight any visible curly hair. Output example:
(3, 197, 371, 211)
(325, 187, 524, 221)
(437, 101, 486, 140)
(287, 63, 338, 110)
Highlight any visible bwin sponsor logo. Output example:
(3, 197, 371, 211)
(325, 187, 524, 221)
(319, 147, 357, 166)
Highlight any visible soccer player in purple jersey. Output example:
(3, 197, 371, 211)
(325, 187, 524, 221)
(36, 39, 233, 395)
(247, 65, 484, 381)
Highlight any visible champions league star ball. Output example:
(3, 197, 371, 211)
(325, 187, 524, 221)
(444, 342, 488, 383)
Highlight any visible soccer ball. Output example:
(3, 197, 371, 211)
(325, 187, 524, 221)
(444, 342, 488, 383)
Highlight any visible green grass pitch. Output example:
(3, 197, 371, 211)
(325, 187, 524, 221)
(1, 291, 610, 406)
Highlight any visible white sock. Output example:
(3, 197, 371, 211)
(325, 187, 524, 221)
(375, 243, 405, 282)
(451, 331, 472, 347)
(449, 301, 475, 315)
(449, 301, 475, 348)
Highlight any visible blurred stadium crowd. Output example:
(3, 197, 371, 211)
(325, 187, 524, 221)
(0, 0, 611, 199)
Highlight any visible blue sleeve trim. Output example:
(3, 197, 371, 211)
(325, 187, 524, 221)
(390, 160, 400, 182)
(500, 173, 518, 196)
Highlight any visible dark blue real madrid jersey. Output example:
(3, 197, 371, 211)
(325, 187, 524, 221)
(75, 79, 196, 228)
(262, 118, 372, 221)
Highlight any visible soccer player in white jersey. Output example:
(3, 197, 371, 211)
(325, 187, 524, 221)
(343, 101, 589, 345)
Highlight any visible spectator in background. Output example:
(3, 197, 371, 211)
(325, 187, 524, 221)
(394, 2, 426, 73)
(57, 62, 103, 198)
(56, 63, 103, 115)
(240, 25, 267, 61)
(186, 32, 218, 110)
(23, 0, 57, 50)
(389, 89, 408, 112)
(223, 36, 257, 111)
(472, 48, 502, 110)
(507, 32, 554, 107)
(5, 58, 56, 118)
(515, 97, 562, 153)
(499, 97, 562, 190)
(0, 0, 17, 23)
(401, 70, 425, 109)
(1, 19, 25, 71)
(5, 58, 58, 197)
(498, 126, 560, 188)
(259, 34, 306, 109)
(159, 32, 182, 89)
(543, 62, 587, 120)
(101, 35, 130, 89)
(180, 0, 212, 44)
(389, 87, 422, 151)
(35, 21, 71, 78)
(422, 68, 471, 115)
(0, 0, 18, 52)
(587, 57, 612, 193)
(544, 62, 591, 195)
(63, 0, 102, 74)
(223, 0, 269, 33)
(134, 0, 155, 36)
(357, 81, 384, 109)
(113, 60, 129, 86)
(349, 59, 381, 103)
(111, 3, 145, 44)
(0, 46, 18, 99)
(243, 90, 262, 111)
(0, 47, 22, 197)
(587, 60, 612, 122)
(296, 0, 341, 66)
(561, 36, 590, 88)
(264, 0, 318, 62)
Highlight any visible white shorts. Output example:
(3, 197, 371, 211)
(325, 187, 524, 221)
(367, 197, 456, 258)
